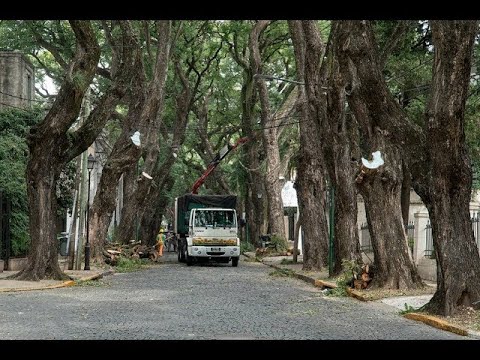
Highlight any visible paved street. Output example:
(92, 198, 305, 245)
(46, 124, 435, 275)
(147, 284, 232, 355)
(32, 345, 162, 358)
(0, 256, 465, 340)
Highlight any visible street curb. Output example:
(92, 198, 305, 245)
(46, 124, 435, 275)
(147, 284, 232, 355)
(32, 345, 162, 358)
(242, 252, 258, 261)
(253, 255, 478, 338)
(0, 269, 114, 293)
(258, 259, 367, 302)
(0, 279, 76, 293)
(267, 263, 328, 289)
(74, 269, 114, 284)
(403, 313, 468, 337)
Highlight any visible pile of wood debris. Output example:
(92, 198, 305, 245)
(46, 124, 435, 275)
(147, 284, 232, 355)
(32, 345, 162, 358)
(255, 246, 300, 257)
(348, 264, 374, 290)
(103, 241, 159, 266)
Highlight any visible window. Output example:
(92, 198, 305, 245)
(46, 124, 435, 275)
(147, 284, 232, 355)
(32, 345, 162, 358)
(193, 210, 236, 228)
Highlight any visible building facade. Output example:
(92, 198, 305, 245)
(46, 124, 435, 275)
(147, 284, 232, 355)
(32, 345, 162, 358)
(0, 51, 35, 110)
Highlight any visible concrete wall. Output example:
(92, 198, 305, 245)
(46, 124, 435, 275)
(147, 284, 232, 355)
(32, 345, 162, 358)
(7, 258, 27, 271)
(417, 258, 437, 282)
(0, 51, 35, 109)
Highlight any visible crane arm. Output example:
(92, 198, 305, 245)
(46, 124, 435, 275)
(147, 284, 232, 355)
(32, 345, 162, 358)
(191, 137, 248, 194)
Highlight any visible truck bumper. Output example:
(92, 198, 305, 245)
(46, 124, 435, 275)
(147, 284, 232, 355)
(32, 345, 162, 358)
(188, 246, 240, 258)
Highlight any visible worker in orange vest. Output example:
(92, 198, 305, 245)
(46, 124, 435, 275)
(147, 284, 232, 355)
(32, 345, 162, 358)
(156, 228, 165, 257)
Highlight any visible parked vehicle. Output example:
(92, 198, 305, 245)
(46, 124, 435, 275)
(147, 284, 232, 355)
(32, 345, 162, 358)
(174, 194, 240, 266)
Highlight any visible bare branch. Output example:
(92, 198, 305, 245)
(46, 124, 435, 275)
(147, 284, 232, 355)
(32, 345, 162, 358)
(27, 23, 69, 70)
(30, 52, 62, 82)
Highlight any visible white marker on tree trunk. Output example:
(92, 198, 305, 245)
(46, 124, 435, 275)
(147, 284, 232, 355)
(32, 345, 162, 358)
(356, 150, 384, 183)
(142, 171, 153, 180)
(130, 131, 141, 147)
(361, 150, 384, 169)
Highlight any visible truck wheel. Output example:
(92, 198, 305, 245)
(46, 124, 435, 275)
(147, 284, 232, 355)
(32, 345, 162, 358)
(185, 248, 193, 266)
(178, 239, 186, 262)
(232, 257, 239, 267)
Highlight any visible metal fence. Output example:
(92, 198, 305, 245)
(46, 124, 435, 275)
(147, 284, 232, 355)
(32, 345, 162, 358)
(424, 221, 434, 258)
(425, 214, 480, 258)
(406, 221, 415, 254)
(473, 213, 480, 252)
(360, 223, 372, 252)
(361, 222, 415, 255)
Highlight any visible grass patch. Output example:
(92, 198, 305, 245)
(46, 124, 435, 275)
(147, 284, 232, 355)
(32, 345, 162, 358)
(325, 259, 359, 298)
(399, 303, 418, 315)
(115, 256, 149, 273)
(280, 258, 298, 265)
(439, 306, 480, 333)
(352, 286, 436, 301)
(240, 241, 255, 254)
(75, 279, 106, 287)
(269, 268, 296, 278)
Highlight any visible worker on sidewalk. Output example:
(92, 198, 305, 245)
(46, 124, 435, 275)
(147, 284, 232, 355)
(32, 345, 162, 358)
(156, 228, 165, 257)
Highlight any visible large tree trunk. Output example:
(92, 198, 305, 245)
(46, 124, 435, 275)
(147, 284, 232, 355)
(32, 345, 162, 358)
(228, 23, 265, 248)
(324, 23, 363, 274)
(336, 20, 480, 314)
(89, 21, 173, 254)
(89, 132, 143, 255)
(358, 138, 423, 289)
(331, 118, 362, 275)
(240, 71, 264, 248)
(289, 20, 329, 270)
(15, 21, 100, 280)
(140, 174, 175, 246)
(115, 21, 172, 243)
(400, 161, 411, 230)
(18, 21, 142, 277)
(22, 165, 69, 280)
(250, 20, 286, 247)
(120, 166, 137, 239)
(243, 141, 265, 247)
(334, 20, 423, 289)
(422, 21, 480, 315)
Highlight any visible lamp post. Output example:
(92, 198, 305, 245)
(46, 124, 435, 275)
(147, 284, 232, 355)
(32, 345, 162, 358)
(84, 153, 96, 270)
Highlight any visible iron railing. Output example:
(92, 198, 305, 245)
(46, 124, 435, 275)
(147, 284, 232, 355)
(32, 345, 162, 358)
(425, 214, 480, 258)
(424, 221, 434, 258)
(360, 223, 372, 252)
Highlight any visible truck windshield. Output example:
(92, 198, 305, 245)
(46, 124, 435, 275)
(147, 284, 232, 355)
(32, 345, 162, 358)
(194, 210, 236, 228)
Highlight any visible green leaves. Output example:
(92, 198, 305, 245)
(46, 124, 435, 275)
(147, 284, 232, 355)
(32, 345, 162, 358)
(0, 108, 42, 255)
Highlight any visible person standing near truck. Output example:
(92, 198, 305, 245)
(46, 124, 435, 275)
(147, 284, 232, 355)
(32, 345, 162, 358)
(156, 228, 165, 257)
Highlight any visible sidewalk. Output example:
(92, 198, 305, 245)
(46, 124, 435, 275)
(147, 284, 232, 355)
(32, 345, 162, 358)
(244, 251, 480, 339)
(0, 267, 112, 293)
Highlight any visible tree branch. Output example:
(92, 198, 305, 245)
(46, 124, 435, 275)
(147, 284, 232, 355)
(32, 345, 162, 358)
(27, 23, 69, 70)
(379, 20, 412, 69)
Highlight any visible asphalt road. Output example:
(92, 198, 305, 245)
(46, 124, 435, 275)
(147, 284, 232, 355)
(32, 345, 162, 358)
(0, 254, 465, 340)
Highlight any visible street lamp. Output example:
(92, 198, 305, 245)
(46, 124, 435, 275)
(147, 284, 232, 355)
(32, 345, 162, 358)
(85, 153, 96, 270)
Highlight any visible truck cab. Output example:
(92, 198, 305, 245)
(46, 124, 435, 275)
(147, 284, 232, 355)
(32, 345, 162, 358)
(175, 194, 240, 267)
(182, 208, 240, 266)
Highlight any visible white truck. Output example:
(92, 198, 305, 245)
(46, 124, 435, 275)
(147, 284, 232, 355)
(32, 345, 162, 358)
(174, 194, 240, 266)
